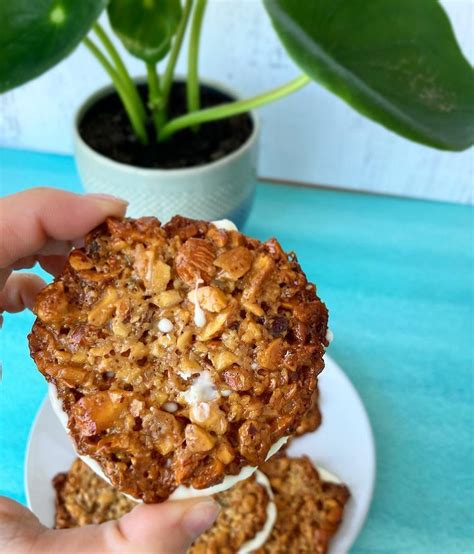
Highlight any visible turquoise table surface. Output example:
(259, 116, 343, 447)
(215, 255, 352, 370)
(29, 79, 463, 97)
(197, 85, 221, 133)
(0, 148, 473, 552)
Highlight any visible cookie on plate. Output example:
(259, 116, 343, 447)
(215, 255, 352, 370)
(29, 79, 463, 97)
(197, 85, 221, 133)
(53, 459, 276, 553)
(256, 455, 350, 554)
(53, 458, 135, 528)
(30, 216, 329, 502)
(294, 386, 322, 437)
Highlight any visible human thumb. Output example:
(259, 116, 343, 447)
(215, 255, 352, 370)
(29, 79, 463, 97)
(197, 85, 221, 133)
(0, 495, 220, 554)
(110, 497, 221, 553)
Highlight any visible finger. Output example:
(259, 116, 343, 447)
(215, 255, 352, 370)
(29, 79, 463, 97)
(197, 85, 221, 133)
(0, 497, 44, 553)
(21, 497, 220, 554)
(0, 273, 46, 313)
(0, 188, 127, 268)
(110, 498, 221, 553)
(38, 255, 68, 277)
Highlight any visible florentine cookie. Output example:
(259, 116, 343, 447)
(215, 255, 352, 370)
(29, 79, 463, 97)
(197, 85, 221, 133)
(53, 458, 135, 528)
(31, 216, 329, 502)
(294, 387, 322, 437)
(54, 459, 275, 553)
(256, 456, 350, 554)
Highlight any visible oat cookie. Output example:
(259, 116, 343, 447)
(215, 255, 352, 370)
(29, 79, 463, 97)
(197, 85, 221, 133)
(256, 456, 350, 554)
(31, 216, 329, 501)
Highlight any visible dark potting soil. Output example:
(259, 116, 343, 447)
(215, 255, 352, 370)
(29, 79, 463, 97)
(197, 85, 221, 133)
(79, 82, 253, 169)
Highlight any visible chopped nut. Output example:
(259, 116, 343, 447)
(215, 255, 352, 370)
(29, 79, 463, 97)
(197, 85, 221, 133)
(88, 288, 118, 326)
(155, 289, 182, 308)
(134, 245, 171, 292)
(214, 246, 253, 279)
(69, 250, 94, 271)
(44, 365, 87, 387)
(215, 441, 235, 465)
(243, 254, 275, 302)
(142, 410, 183, 455)
(176, 238, 216, 285)
(209, 349, 239, 371)
(198, 312, 228, 341)
(187, 286, 228, 313)
(223, 366, 253, 391)
(237, 421, 272, 465)
(177, 328, 193, 352)
(257, 338, 285, 370)
(34, 282, 68, 323)
(190, 403, 228, 435)
(206, 226, 228, 247)
(185, 424, 215, 452)
(71, 391, 129, 436)
(242, 301, 264, 317)
(241, 320, 262, 344)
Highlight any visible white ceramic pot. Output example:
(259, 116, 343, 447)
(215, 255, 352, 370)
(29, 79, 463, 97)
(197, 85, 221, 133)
(74, 79, 259, 227)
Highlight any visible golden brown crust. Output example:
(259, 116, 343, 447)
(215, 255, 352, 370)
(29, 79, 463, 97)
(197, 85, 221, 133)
(294, 387, 322, 437)
(30, 216, 328, 502)
(53, 458, 135, 528)
(54, 459, 270, 553)
(256, 456, 350, 554)
(189, 474, 270, 553)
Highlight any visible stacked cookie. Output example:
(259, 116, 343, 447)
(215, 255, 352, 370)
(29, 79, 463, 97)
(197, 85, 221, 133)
(29, 216, 349, 551)
(53, 454, 349, 553)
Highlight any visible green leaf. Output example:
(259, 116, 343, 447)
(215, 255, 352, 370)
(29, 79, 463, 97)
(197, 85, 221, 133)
(264, 0, 474, 151)
(0, 0, 106, 93)
(108, 0, 182, 63)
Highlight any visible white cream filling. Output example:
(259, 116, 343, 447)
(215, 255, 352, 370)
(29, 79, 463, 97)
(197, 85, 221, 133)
(48, 384, 288, 501)
(238, 471, 276, 553)
(191, 278, 206, 327)
(212, 219, 238, 232)
(180, 370, 218, 405)
(316, 464, 342, 484)
(158, 318, 173, 333)
(326, 328, 334, 344)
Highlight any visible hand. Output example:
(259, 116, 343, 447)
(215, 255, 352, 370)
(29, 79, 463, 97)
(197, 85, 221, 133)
(0, 188, 220, 553)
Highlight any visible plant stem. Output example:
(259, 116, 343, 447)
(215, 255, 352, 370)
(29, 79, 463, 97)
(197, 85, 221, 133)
(162, 0, 193, 108)
(84, 37, 148, 144)
(159, 74, 310, 142)
(146, 62, 164, 136)
(93, 23, 147, 124)
(187, 0, 207, 122)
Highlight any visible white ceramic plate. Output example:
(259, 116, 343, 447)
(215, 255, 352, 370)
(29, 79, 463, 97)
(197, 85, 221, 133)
(25, 355, 375, 553)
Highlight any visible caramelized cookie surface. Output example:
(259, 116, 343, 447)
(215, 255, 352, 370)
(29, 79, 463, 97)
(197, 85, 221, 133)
(31, 216, 328, 501)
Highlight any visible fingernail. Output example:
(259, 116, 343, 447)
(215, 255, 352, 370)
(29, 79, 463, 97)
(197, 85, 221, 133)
(85, 193, 129, 206)
(181, 499, 220, 537)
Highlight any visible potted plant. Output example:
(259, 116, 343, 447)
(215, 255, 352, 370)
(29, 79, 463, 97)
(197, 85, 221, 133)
(1, 0, 472, 225)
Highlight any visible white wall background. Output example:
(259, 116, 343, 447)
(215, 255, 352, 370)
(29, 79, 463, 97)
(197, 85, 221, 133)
(0, 0, 472, 204)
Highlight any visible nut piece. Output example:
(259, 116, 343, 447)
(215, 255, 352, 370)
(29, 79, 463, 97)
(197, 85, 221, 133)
(142, 410, 184, 455)
(155, 290, 182, 308)
(69, 250, 94, 271)
(187, 286, 228, 312)
(198, 311, 229, 341)
(88, 288, 118, 326)
(214, 246, 253, 279)
(215, 441, 235, 465)
(70, 391, 128, 436)
(238, 421, 272, 465)
(185, 424, 216, 452)
(223, 367, 253, 391)
(34, 282, 68, 324)
(209, 349, 239, 371)
(134, 245, 171, 292)
(176, 238, 216, 285)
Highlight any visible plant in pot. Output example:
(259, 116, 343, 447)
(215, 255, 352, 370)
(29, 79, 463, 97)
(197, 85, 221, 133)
(1, 0, 473, 225)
